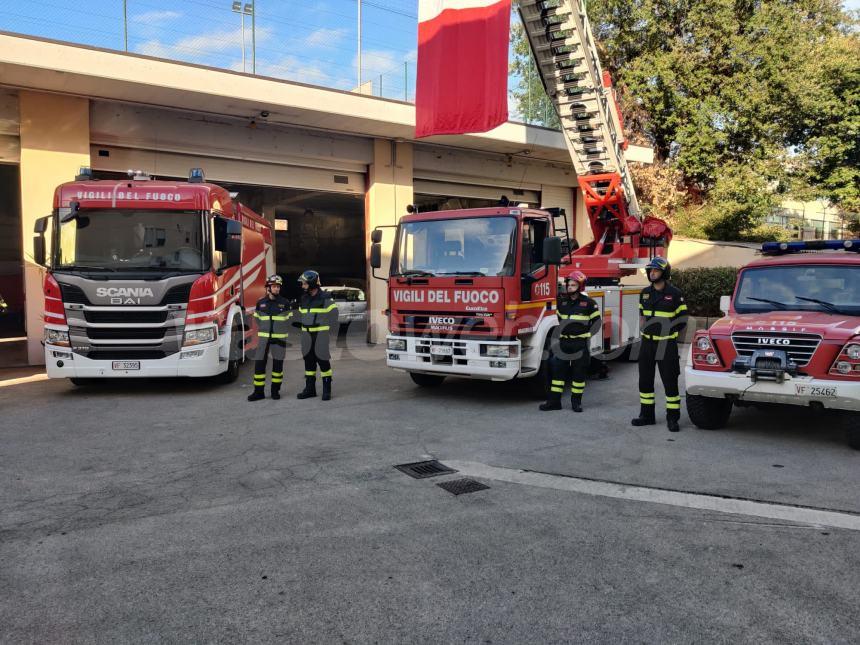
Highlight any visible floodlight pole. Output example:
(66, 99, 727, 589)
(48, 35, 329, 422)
(250, 0, 256, 74)
(123, 0, 128, 51)
(357, 0, 362, 88)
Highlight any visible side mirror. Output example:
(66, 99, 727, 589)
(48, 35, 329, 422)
(215, 216, 242, 268)
(370, 243, 382, 269)
(371, 229, 383, 244)
(543, 236, 563, 265)
(719, 295, 731, 316)
(33, 216, 50, 266)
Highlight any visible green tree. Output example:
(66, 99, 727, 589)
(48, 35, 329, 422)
(509, 22, 559, 128)
(508, 1, 859, 238)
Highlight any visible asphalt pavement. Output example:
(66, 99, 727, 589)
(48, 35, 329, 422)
(1, 335, 858, 644)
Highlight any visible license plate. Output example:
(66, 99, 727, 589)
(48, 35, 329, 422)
(112, 361, 140, 371)
(795, 384, 838, 398)
(430, 345, 453, 356)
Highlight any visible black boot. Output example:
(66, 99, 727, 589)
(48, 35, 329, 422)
(321, 376, 332, 401)
(539, 399, 562, 411)
(667, 408, 681, 432)
(631, 404, 656, 426)
(571, 395, 583, 413)
(247, 387, 265, 402)
(270, 385, 281, 400)
(296, 376, 317, 399)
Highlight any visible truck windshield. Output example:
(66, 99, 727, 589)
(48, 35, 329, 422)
(393, 216, 517, 277)
(735, 265, 860, 315)
(55, 210, 206, 272)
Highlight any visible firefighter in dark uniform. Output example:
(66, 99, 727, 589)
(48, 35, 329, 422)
(293, 270, 339, 401)
(540, 270, 602, 412)
(632, 257, 688, 431)
(247, 274, 292, 402)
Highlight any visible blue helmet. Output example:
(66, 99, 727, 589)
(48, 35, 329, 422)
(298, 269, 320, 289)
(645, 256, 671, 281)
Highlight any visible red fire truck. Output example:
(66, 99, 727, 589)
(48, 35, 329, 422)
(34, 168, 273, 383)
(685, 240, 860, 449)
(370, 203, 669, 392)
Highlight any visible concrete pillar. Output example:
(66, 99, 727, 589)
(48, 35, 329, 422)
(19, 91, 90, 365)
(574, 186, 593, 247)
(365, 139, 412, 344)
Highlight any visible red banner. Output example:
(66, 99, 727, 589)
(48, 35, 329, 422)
(415, 0, 511, 138)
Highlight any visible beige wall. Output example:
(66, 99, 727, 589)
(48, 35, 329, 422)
(19, 91, 90, 364)
(668, 237, 758, 270)
(365, 139, 413, 344)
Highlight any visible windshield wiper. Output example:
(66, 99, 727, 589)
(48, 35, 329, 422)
(396, 269, 435, 277)
(747, 297, 790, 309)
(436, 271, 487, 277)
(56, 265, 116, 272)
(794, 296, 843, 314)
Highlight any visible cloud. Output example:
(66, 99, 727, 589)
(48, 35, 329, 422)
(255, 55, 337, 87)
(136, 26, 273, 61)
(131, 10, 181, 25)
(304, 27, 348, 49)
(357, 49, 400, 78)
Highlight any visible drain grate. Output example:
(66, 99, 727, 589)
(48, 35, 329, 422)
(394, 460, 457, 479)
(436, 478, 490, 496)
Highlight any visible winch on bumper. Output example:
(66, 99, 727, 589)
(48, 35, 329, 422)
(386, 335, 521, 381)
(685, 365, 860, 412)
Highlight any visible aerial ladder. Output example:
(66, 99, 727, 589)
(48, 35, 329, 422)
(518, 0, 672, 282)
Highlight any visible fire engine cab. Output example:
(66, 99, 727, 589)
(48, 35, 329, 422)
(35, 168, 273, 383)
(685, 240, 860, 449)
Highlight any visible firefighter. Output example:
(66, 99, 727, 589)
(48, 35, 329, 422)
(294, 270, 339, 401)
(632, 257, 688, 432)
(540, 270, 601, 412)
(247, 274, 292, 402)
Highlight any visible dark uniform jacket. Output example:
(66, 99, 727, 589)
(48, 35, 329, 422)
(638, 283, 688, 341)
(557, 292, 602, 353)
(295, 289, 339, 333)
(253, 295, 292, 342)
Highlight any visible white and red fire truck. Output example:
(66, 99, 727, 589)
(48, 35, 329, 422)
(370, 0, 672, 391)
(35, 168, 273, 383)
(685, 240, 860, 449)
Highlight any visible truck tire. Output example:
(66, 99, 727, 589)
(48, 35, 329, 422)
(215, 318, 243, 384)
(527, 337, 552, 399)
(409, 372, 446, 387)
(838, 413, 860, 450)
(687, 394, 733, 430)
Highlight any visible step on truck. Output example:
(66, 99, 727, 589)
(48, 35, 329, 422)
(35, 168, 273, 383)
(685, 240, 860, 449)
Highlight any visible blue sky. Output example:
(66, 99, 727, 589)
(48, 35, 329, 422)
(0, 0, 421, 100)
(0, 0, 857, 105)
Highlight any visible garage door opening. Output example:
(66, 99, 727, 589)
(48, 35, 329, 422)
(222, 184, 365, 301)
(0, 163, 23, 338)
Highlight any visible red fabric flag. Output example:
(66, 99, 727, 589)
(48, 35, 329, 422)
(415, 0, 512, 138)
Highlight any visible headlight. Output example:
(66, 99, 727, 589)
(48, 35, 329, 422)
(484, 345, 511, 358)
(387, 338, 406, 351)
(836, 361, 852, 375)
(183, 327, 217, 346)
(696, 336, 712, 351)
(706, 353, 720, 365)
(846, 344, 860, 360)
(45, 328, 70, 347)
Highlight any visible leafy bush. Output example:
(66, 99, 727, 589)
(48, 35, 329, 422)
(671, 267, 740, 318)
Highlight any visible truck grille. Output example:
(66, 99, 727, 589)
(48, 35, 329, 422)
(87, 350, 167, 361)
(398, 312, 491, 335)
(731, 332, 821, 367)
(58, 283, 192, 306)
(85, 327, 166, 340)
(84, 310, 169, 324)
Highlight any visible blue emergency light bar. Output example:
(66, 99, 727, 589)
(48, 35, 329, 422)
(761, 239, 860, 255)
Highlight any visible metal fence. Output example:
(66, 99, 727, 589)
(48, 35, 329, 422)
(1, 0, 424, 102)
(766, 207, 860, 240)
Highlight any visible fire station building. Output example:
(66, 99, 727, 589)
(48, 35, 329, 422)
(0, 32, 645, 365)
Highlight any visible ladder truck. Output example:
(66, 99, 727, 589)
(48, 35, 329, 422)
(372, 0, 672, 389)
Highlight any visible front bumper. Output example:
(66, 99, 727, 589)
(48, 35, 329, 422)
(386, 335, 521, 381)
(685, 366, 860, 412)
(44, 342, 224, 378)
